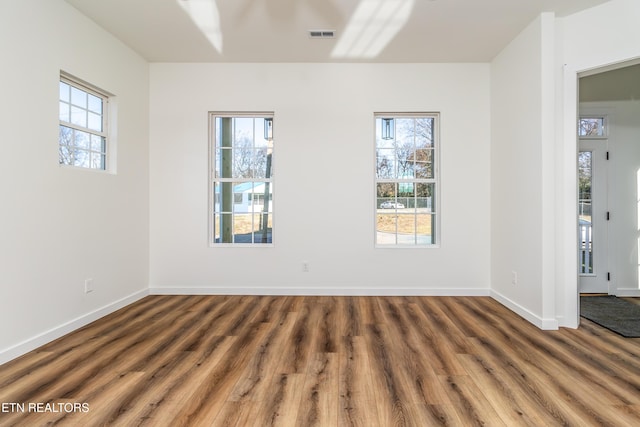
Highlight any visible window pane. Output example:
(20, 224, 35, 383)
(214, 149, 221, 178)
(213, 213, 221, 242)
(254, 118, 269, 148)
(255, 213, 272, 244)
(252, 148, 269, 178)
(376, 213, 397, 245)
(415, 118, 434, 147)
(59, 145, 72, 165)
(376, 149, 396, 178)
(59, 82, 70, 102)
(417, 214, 434, 244)
(90, 135, 104, 152)
(90, 152, 104, 169)
(70, 106, 87, 127)
(579, 118, 605, 137)
(88, 112, 102, 132)
(232, 214, 252, 243)
(88, 94, 102, 114)
(397, 150, 415, 179)
(397, 215, 416, 245)
(59, 101, 70, 122)
(398, 182, 414, 205)
(217, 148, 233, 178)
(59, 126, 73, 146)
(377, 182, 396, 201)
(417, 183, 435, 212)
(395, 118, 414, 144)
(218, 213, 233, 243)
(218, 182, 234, 213)
(234, 117, 254, 143)
(73, 150, 90, 168)
(415, 149, 433, 179)
(70, 87, 87, 108)
(75, 131, 90, 149)
(233, 145, 253, 178)
(262, 182, 273, 213)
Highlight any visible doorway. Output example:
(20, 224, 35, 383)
(578, 62, 640, 298)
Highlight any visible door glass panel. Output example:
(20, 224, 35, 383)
(579, 151, 593, 274)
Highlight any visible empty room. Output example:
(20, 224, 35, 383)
(2, 0, 640, 425)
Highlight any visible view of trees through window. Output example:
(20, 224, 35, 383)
(210, 115, 274, 244)
(375, 114, 438, 246)
(59, 76, 107, 170)
(578, 117, 605, 137)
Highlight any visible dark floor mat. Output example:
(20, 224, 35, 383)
(580, 296, 640, 337)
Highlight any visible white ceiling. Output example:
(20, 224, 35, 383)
(63, 0, 610, 63)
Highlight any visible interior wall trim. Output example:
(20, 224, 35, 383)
(0, 289, 149, 366)
(491, 289, 559, 330)
(149, 287, 491, 296)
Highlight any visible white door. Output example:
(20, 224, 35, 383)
(578, 138, 609, 293)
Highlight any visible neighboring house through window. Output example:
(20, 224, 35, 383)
(375, 113, 439, 246)
(59, 73, 109, 170)
(210, 113, 274, 245)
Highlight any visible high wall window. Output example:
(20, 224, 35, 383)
(59, 74, 108, 170)
(210, 113, 274, 245)
(578, 117, 606, 137)
(375, 113, 439, 246)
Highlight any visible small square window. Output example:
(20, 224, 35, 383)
(578, 117, 606, 137)
(59, 74, 109, 170)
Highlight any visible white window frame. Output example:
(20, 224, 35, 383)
(374, 112, 440, 248)
(209, 112, 275, 246)
(58, 72, 110, 171)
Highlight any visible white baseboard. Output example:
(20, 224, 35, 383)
(615, 288, 640, 297)
(0, 289, 149, 366)
(149, 287, 492, 297)
(491, 290, 559, 330)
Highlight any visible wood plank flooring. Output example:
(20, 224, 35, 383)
(1, 295, 639, 426)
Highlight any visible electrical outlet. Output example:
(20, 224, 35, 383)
(511, 271, 518, 285)
(84, 278, 94, 293)
(302, 261, 309, 272)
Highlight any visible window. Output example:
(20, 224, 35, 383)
(578, 117, 606, 137)
(210, 114, 274, 245)
(59, 74, 109, 170)
(375, 114, 439, 246)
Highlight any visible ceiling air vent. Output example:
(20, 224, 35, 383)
(309, 30, 335, 39)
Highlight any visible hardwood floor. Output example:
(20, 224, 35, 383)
(1, 295, 639, 426)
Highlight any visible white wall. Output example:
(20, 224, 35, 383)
(555, 0, 640, 326)
(149, 63, 491, 295)
(490, 14, 557, 328)
(0, 0, 149, 363)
